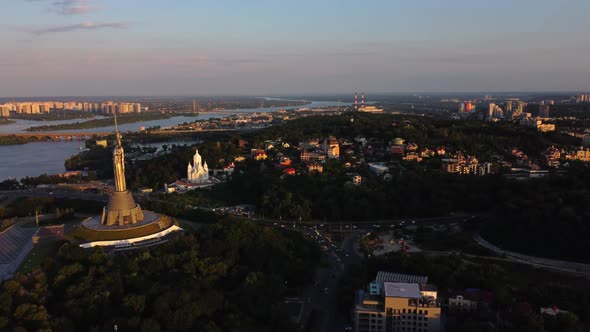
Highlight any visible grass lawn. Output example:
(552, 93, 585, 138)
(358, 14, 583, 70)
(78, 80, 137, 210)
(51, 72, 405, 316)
(67, 215, 173, 242)
(17, 240, 60, 274)
(21, 217, 83, 229)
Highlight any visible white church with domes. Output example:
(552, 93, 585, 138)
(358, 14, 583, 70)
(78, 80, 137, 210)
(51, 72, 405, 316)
(187, 149, 209, 183)
(165, 149, 219, 193)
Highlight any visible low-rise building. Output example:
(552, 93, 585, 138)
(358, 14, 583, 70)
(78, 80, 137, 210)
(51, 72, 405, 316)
(359, 106, 384, 113)
(252, 149, 268, 160)
(279, 156, 292, 167)
(300, 150, 326, 162)
(403, 153, 423, 162)
(544, 146, 561, 168)
(405, 143, 418, 152)
(443, 158, 493, 176)
(353, 174, 362, 185)
(520, 117, 556, 132)
(306, 163, 323, 173)
(419, 148, 435, 158)
(323, 136, 340, 159)
(442, 289, 492, 313)
(299, 138, 321, 149)
(575, 147, 590, 162)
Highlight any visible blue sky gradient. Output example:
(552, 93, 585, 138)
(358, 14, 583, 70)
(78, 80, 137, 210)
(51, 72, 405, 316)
(2, 0, 590, 96)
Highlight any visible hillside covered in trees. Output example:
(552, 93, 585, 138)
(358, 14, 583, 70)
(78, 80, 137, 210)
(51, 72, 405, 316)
(56, 113, 590, 262)
(0, 220, 319, 331)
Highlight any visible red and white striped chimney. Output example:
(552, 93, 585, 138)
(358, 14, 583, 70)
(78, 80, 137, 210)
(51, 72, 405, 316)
(361, 92, 365, 108)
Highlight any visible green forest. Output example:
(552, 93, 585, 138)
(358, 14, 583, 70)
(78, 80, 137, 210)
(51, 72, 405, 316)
(0, 220, 320, 331)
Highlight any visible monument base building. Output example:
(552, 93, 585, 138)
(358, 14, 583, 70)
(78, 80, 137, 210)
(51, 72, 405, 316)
(100, 190, 145, 226)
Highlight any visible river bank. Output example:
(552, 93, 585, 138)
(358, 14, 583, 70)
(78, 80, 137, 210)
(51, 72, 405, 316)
(26, 112, 174, 131)
(0, 119, 16, 126)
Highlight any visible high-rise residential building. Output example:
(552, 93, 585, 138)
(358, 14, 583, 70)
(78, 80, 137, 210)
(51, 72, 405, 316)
(505, 101, 513, 112)
(102, 101, 116, 114)
(0, 105, 10, 117)
(354, 272, 441, 332)
(458, 103, 465, 113)
(488, 103, 495, 120)
(515, 101, 525, 116)
(39, 103, 50, 113)
(487, 103, 505, 120)
(539, 104, 550, 118)
(30, 103, 39, 114)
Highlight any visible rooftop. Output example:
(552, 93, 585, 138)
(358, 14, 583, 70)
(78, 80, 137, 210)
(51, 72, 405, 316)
(375, 271, 428, 285)
(384, 282, 422, 299)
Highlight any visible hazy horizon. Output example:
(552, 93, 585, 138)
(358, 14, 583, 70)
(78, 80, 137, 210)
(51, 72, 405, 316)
(2, 0, 590, 96)
(2, 90, 589, 101)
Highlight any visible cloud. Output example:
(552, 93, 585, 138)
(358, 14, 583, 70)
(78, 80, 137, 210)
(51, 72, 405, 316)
(26, 0, 101, 15)
(21, 22, 129, 35)
(54, 1, 100, 15)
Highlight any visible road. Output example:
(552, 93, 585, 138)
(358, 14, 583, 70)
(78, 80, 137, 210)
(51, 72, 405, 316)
(474, 234, 590, 277)
(255, 215, 474, 229)
(272, 224, 363, 332)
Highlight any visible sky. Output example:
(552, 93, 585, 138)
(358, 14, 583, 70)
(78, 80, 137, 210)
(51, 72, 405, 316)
(2, 0, 590, 97)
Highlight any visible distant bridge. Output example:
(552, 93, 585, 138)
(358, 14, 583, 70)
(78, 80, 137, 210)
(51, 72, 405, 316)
(0, 132, 112, 140)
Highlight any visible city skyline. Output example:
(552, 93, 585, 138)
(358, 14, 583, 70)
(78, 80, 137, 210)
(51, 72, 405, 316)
(2, 0, 590, 96)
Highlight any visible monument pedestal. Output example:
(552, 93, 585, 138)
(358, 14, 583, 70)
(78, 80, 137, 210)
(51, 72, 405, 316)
(100, 190, 144, 226)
